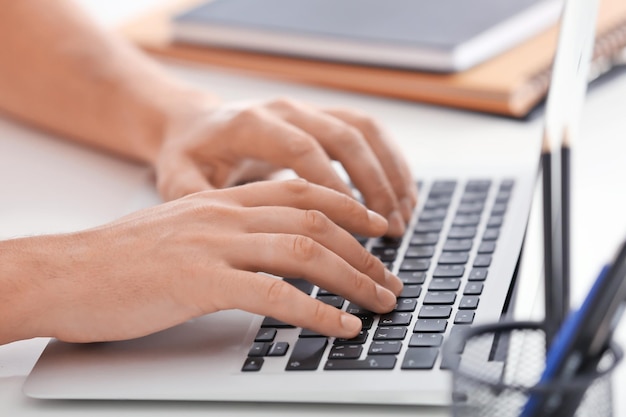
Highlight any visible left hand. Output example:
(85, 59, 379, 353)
(155, 96, 417, 236)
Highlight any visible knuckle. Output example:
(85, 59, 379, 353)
(290, 235, 319, 262)
(303, 209, 332, 235)
(232, 106, 263, 126)
(286, 134, 319, 159)
(361, 249, 383, 276)
(264, 279, 291, 305)
(311, 299, 331, 324)
(269, 96, 299, 112)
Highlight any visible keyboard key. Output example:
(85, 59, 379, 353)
(418, 306, 452, 319)
(433, 265, 465, 278)
(300, 329, 325, 338)
(477, 241, 496, 254)
(316, 295, 345, 309)
(353, 314, 374, 330)
(465, 180, 491, 191)
(429, 278, 461, 291)
(500, 179, 515, 190)
(473, 255, 492, 267)
(419, 209, 448, 221)
(284, 278, 315, 295)
(328, 345, 362, 360)
(334, 331, 369, 345)
(409, 333, 443, 347)
(345, 303, 373, 315)
(468, 268, 488, 281)
(400, 259, 431, 271)
(261, 317, 295, 328)
(431, 180, 457, 192)
(399, 285, 422, 298)
(379, 312, 413, 326)
(464, 282, 484, 295)
(456, 202, 485, 214)
(415, 221, 444, 233)
(443, 239, 473, 252)
(398, 271, 426, 285)
(482, 228, 500, 241)
(401, 348, 439, 370)
(440, 353, 460, 370)
(447, 226, 477, 239)
(459, 296, 480, 309)
(454, 311, 475, 324)
(423, 292, 457, 305)
(394, 298, 418, 312)
(487, 216, 504, 228)
(495, 191, 511, 203)
(404, 246, 435, 259)
(242, 357, 264, 372)
(373, 327, 408, 340)
(325, 356, 396, 370)
(491, 203, 508, 215)
(438, 252, 469, 265)
(371, 247, 397, 262)
(371, 236, 403, 249)
(248, 342, 271, 357)
(254, 328, 277, 342)
(424, 197, 452, 210)
(413, 319, 448, 333)
(461, 192, 488, 203)
(453, 214, 481, 227)
(410, 233, 439, 246)
(448, 325, 471, 353)
(286, 338, 328, 371)
(268, 342, 289, 357)
(368, 340, 402, 355)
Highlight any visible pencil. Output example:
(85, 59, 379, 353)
(541, 132, 559, 346)
(561, 129, 571, 321)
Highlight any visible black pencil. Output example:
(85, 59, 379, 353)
(561, 130, 571, 322)
(542, 133, 557, 345)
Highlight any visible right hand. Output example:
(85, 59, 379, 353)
(40, 179, 403, 343)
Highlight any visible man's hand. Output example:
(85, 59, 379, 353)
(157, 97, 417, 236)
(3, 180, 403, 344)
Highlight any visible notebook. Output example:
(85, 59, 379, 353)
(23, 0, 595, 406)
(120, 0, 626, 117)
(170, 0, 562, 73)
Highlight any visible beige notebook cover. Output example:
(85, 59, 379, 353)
(121, 0, 626, 117)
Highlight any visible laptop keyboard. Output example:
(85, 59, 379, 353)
(242, 178, 514, 373)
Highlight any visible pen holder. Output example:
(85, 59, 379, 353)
(449, 321, 622, 417)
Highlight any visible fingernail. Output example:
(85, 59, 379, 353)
(385, 269, 404, 295)
(387, 210, 405, 236)
(340, 313, 363, 333)
(400, 197, 413, 222)
(367, 209, 387, 227)
(376, 284, 397, 309)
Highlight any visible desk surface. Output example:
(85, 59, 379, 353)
(2, 2, 626, 416)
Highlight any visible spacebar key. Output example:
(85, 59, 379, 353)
(324, 356, 396, 370)
(285, 338, 328, 371)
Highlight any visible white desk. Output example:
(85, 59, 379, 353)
(2, 2, 626, 416)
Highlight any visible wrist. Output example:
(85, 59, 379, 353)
(0, 236, 64, 344)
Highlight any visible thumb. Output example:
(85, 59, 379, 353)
(156, 157, 214, 201)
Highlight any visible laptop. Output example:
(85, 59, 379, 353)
(23, 0, 597, 406)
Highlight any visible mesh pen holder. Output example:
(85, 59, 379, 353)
(449, 321, 622, 417)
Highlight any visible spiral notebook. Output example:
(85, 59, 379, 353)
(121, 0, 626, 117)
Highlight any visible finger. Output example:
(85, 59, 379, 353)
(266, 99, 404, 235)
(225, 108, 353, 197)
(221, 179, 388, 237)
(240, 206, 403, 294)
(324, 108, 418, 222)
(223, 271, 363, 338)
(228, 233, 398, 314)
(156, 154, 214, 201)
